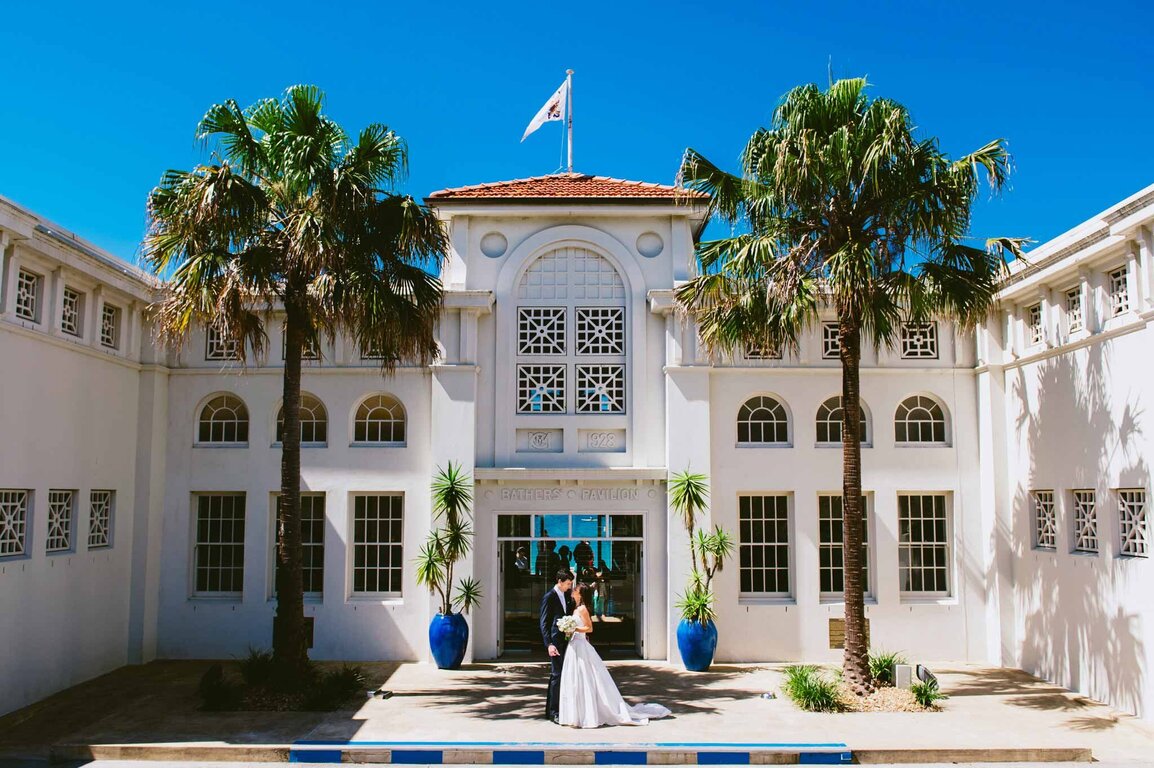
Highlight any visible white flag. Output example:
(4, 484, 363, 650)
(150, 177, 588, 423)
(521, 80, 568, 142)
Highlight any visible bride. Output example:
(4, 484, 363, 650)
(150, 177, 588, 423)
(558, 582, 671, 728)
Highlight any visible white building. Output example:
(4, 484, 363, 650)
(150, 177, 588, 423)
(0, 176, 1151, 721)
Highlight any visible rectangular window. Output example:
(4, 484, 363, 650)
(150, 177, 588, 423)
(517, 364, 566, 413)
(352, 494, 403, 595)
(62, 287, 83, 336)
(193, 494, 246, 595)
(575, 307, 625, 355)
(46, 490, 75, 553)
(16, 269, 41, 322)
(898, 493, 950, 595)
(738, 494, 791, 596)
(88, 490, 114, 548)
(1071, 490, 1097, 554)
(282, 325, 320, 361)
(818, 495, 870, 596)
(205, 325, 239, 361)
(1118, 489, 1148, 557)
(1065, 288, 1083, 333)
(100, 304, 121, 349)
(900, 322, 938, 359)
(575, 364, 625, 413)
(518, 307, 567, 355)
(744, 341, 782, 360)
(0, 490, 29, 557)
(360, 339, 385, 360)
(1027, 304, 1043, 346)
(1033, 490, 1057, 550)
(274, 494, 325, 596)
(821, 323, 840, 359)
(1109, 267, 1130, 316)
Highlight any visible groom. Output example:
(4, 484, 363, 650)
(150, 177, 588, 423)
(539, 569, 575, 723)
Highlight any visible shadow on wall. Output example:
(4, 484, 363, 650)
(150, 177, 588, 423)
(1010, 341, 1147, 717)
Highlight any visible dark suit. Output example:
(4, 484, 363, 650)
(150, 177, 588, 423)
(539, 586, 573, 719)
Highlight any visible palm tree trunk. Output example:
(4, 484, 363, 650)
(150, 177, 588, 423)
(275, 293, 309, 673)
(839, 318, 872, 695)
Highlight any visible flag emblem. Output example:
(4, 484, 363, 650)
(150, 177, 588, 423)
(521, 79, 569, 142)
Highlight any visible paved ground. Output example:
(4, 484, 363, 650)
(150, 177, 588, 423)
(0, 763, 1142, 768)
(0, 661, 1152, 763)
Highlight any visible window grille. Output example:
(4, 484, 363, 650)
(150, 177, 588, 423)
(352, 494, 403, 594)
(517, 247, 625, 300)
(818, 495, 869, 595)
(898, 493, 950, 595)
(575, 307, 625, 355)
(274, 494, 325, 595)
(193, 494, 246, 595)
(277, 394, 328, 445)
(100, 304, 120, 349)
(821, 323, 840, 359)
(88, 490, 113, 548)
(517, 365, 566, 413)
(205, 325, 239, 360)
(1065, 288, 1083, 332)
(815, 396, 868, 445)
(575, 364, 625, 413)
(16, 270, 40, 321)
(0, 490, 29, 557)
(46, 490, 74, 553)
(1071, 490, 1097, 554)
(353, 394, 406, 443)
(1027, 304, 1043, 346)
(737, 396, 789, 445)
(198, 394, 249, 444)
(1109, 267, 1130, 316)
(744, 341, 782, 360)
(62, 287, 82, 336)
(360, 339, 386, 360)
(1118, 489, 1148, 557)
(1033, 490, 1057, 549)
(900, 322, 938, 359)
(518, 307, 566, 355)
(895, 395, 948, 444)
(738, 495, 791, 595)
(282, 325, 320, 360)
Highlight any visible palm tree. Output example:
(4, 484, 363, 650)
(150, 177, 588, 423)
(144, 85, 448, 674)
(675, 78, 1024, 694)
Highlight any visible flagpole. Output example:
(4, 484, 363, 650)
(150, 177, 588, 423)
(566, 69, 574, 173)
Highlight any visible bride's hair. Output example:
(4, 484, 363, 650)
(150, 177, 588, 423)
(572, 582, 594, 606)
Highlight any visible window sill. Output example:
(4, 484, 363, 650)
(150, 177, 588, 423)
(189, 595, 244, 602)
(347, 596, 404, 605)
(349, 442, 407, 449)
(736, 443, 793, 449)
(271, 443, 328, 449)
(899, 596, 957, 606)
(193, 443, 250, 449)
(815, 443, 872, 450)
(1032, 546, 1058, 554)
(1069, 549, 1099, 558)
(894, 443, 951, 449)
(819, 596, 878, 606)
(738, 596, 795, 606)
(1117, 553, 1150, 560)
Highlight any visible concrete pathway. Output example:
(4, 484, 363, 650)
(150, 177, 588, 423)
(0, 661, 1152, 763)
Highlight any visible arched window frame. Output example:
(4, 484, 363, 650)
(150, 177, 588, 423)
(894, 394, 950, 446)
(815, 396, 871, 448)
(196, 393, 250, 446)
(736, 395, 792, 447)
(352, 394, 407, 446)
(275, 394, 329, 447)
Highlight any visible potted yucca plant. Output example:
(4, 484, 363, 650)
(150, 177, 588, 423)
(669, 470, 733, 671)
(415, 462, 482, 669)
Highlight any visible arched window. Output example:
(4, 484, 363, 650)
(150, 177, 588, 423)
(198, 394, 249, 444)
(276, 394, 328, 445)
(895, 395, 948, 445)
(737, 396, 790, 445)
(816, 396, 869, 446)
(354, 394, 406, 444)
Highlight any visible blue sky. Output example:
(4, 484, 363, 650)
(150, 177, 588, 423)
(1, 1, 1151, 264)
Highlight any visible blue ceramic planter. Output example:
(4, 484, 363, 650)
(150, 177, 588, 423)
(676, 618, 718, 671)
(429, 611, 469, 669)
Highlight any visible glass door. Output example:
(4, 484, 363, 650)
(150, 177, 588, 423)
(498, 513, 642, 658)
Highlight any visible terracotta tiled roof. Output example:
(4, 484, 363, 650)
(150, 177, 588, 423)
(426, 173, 707, 201)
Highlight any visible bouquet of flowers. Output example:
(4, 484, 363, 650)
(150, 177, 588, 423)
(556, 615, 579, 638)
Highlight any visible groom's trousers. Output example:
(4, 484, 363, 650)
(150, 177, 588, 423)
(546, 651, 564, 719)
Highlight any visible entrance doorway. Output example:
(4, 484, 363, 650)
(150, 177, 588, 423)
(497, 512, 642, 658)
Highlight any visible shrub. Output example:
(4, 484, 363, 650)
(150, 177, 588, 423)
(197, 663, 241, 711)
(303, 665, 368, 711)
(868, 649, 908, 686)
(781, 665, 841, 712)
(910, 678, 947, 709)
(238, 647, 277, 686)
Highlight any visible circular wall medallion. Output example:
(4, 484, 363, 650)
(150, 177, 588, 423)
(480, 231, 508, 259)
(636, 231, 664, 258)
(648, 489, 658, 499)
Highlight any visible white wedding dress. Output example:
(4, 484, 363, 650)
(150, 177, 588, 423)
(558, 609, 671, 728)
